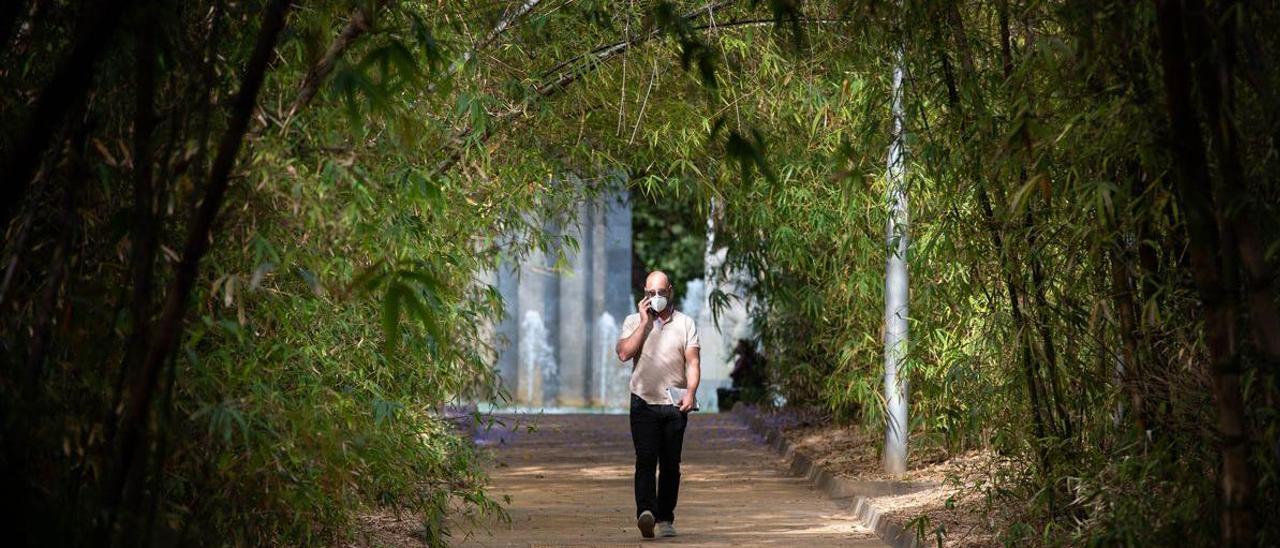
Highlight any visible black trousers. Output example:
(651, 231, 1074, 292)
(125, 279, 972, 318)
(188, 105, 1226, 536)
(629, 392, 689, 523)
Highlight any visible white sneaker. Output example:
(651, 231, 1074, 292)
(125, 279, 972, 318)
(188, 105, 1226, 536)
(637, 510, 656, 538)
(657, 521, 676, 537)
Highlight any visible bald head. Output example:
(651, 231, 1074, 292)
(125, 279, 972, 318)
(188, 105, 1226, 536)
(645, 271, 671, 292)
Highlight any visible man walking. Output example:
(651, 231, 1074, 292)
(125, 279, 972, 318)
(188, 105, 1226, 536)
(616, 271, 700, 539)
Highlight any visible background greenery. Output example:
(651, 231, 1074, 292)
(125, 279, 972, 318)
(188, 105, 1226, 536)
(632, 188, 706, 300)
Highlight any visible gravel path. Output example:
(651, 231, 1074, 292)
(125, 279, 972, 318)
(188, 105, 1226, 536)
(451, 412, 882, 547)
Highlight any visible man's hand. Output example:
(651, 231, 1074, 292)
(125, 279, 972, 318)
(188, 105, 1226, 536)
(677, 392, 697, 413)
(617, 296, 654, 362)
(637, 296, 653, 324)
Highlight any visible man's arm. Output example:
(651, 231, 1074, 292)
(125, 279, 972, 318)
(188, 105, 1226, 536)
(678, 346, 701, 412)
(616, 297, 652, 362)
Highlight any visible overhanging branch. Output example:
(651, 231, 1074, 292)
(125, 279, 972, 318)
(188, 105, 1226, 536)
(430, 1, 740, 177)
(429, 6, 847, 178)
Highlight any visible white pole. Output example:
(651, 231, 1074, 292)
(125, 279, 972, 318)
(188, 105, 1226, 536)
(883, 46, 910, 477)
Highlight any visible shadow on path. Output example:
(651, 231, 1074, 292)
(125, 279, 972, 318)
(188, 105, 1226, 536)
(451, 413, 882, 547)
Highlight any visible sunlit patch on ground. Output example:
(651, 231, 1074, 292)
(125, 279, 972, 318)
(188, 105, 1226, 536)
(450, 413, 882, 547)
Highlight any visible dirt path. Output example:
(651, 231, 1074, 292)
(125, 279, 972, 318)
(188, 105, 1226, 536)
(451, 412, 882, 547)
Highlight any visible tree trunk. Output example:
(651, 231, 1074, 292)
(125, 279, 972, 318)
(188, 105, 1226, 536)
(279, 2, 381, 128)
(998, 0, 1073, 444)
(25, 204, 72, 391)
(1109, 240, 1148, 433)
(0, 210, 33, 306)
(0, 0, 133, 232)
(102, 0, 294, 534)
(938, 1, 1051, 470)
(121, 15, 159, 394)
(22, 98, 91, 391)
(1028, 221, 1073, 440)
(1185, 0, 1280, 367)
(1154, 0, 1254, 543)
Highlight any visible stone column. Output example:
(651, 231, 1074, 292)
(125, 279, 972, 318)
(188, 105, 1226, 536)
(603, 186, 634, 326)
(494, 261, 520, 398)
(517, 230, 560, 405)
(492, 173, 634, 409)
(590, 202, 610, 407)
(540, 226, 562, 406)
(556, 199, 593, 407)
(595, 180, 633, 408)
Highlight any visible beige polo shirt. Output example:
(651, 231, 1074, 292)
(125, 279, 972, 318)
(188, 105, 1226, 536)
(619, 309, 700, 405)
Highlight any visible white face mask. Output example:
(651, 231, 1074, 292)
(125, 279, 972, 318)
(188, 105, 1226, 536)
(650, 295, 669, 313)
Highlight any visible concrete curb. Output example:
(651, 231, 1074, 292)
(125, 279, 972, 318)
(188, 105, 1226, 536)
(730, 404, 931, 548)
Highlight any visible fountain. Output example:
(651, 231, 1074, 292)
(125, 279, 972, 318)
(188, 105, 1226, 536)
(482, 180, 758, 413)
(519, 310, 556, 404)
(484, 178, 633, 412)
(596, 312, 618, 406)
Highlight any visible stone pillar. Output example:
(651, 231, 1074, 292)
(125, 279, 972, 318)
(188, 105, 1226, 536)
(602, 186, 634, 326)
(595, 180, 634, 408)
(517, 232, 560, 405)
(491, 173, 633, 409)
(540, 226, 561, 406)
(557, 199, 593, 406)
(515, 256, 542, 404)
(494, 261, 520, 398)
(590, 202, 609, 407)
(474, 267, 498, 389)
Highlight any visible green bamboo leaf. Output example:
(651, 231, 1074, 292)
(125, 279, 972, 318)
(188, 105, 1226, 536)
(382, 282, 406, 352)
